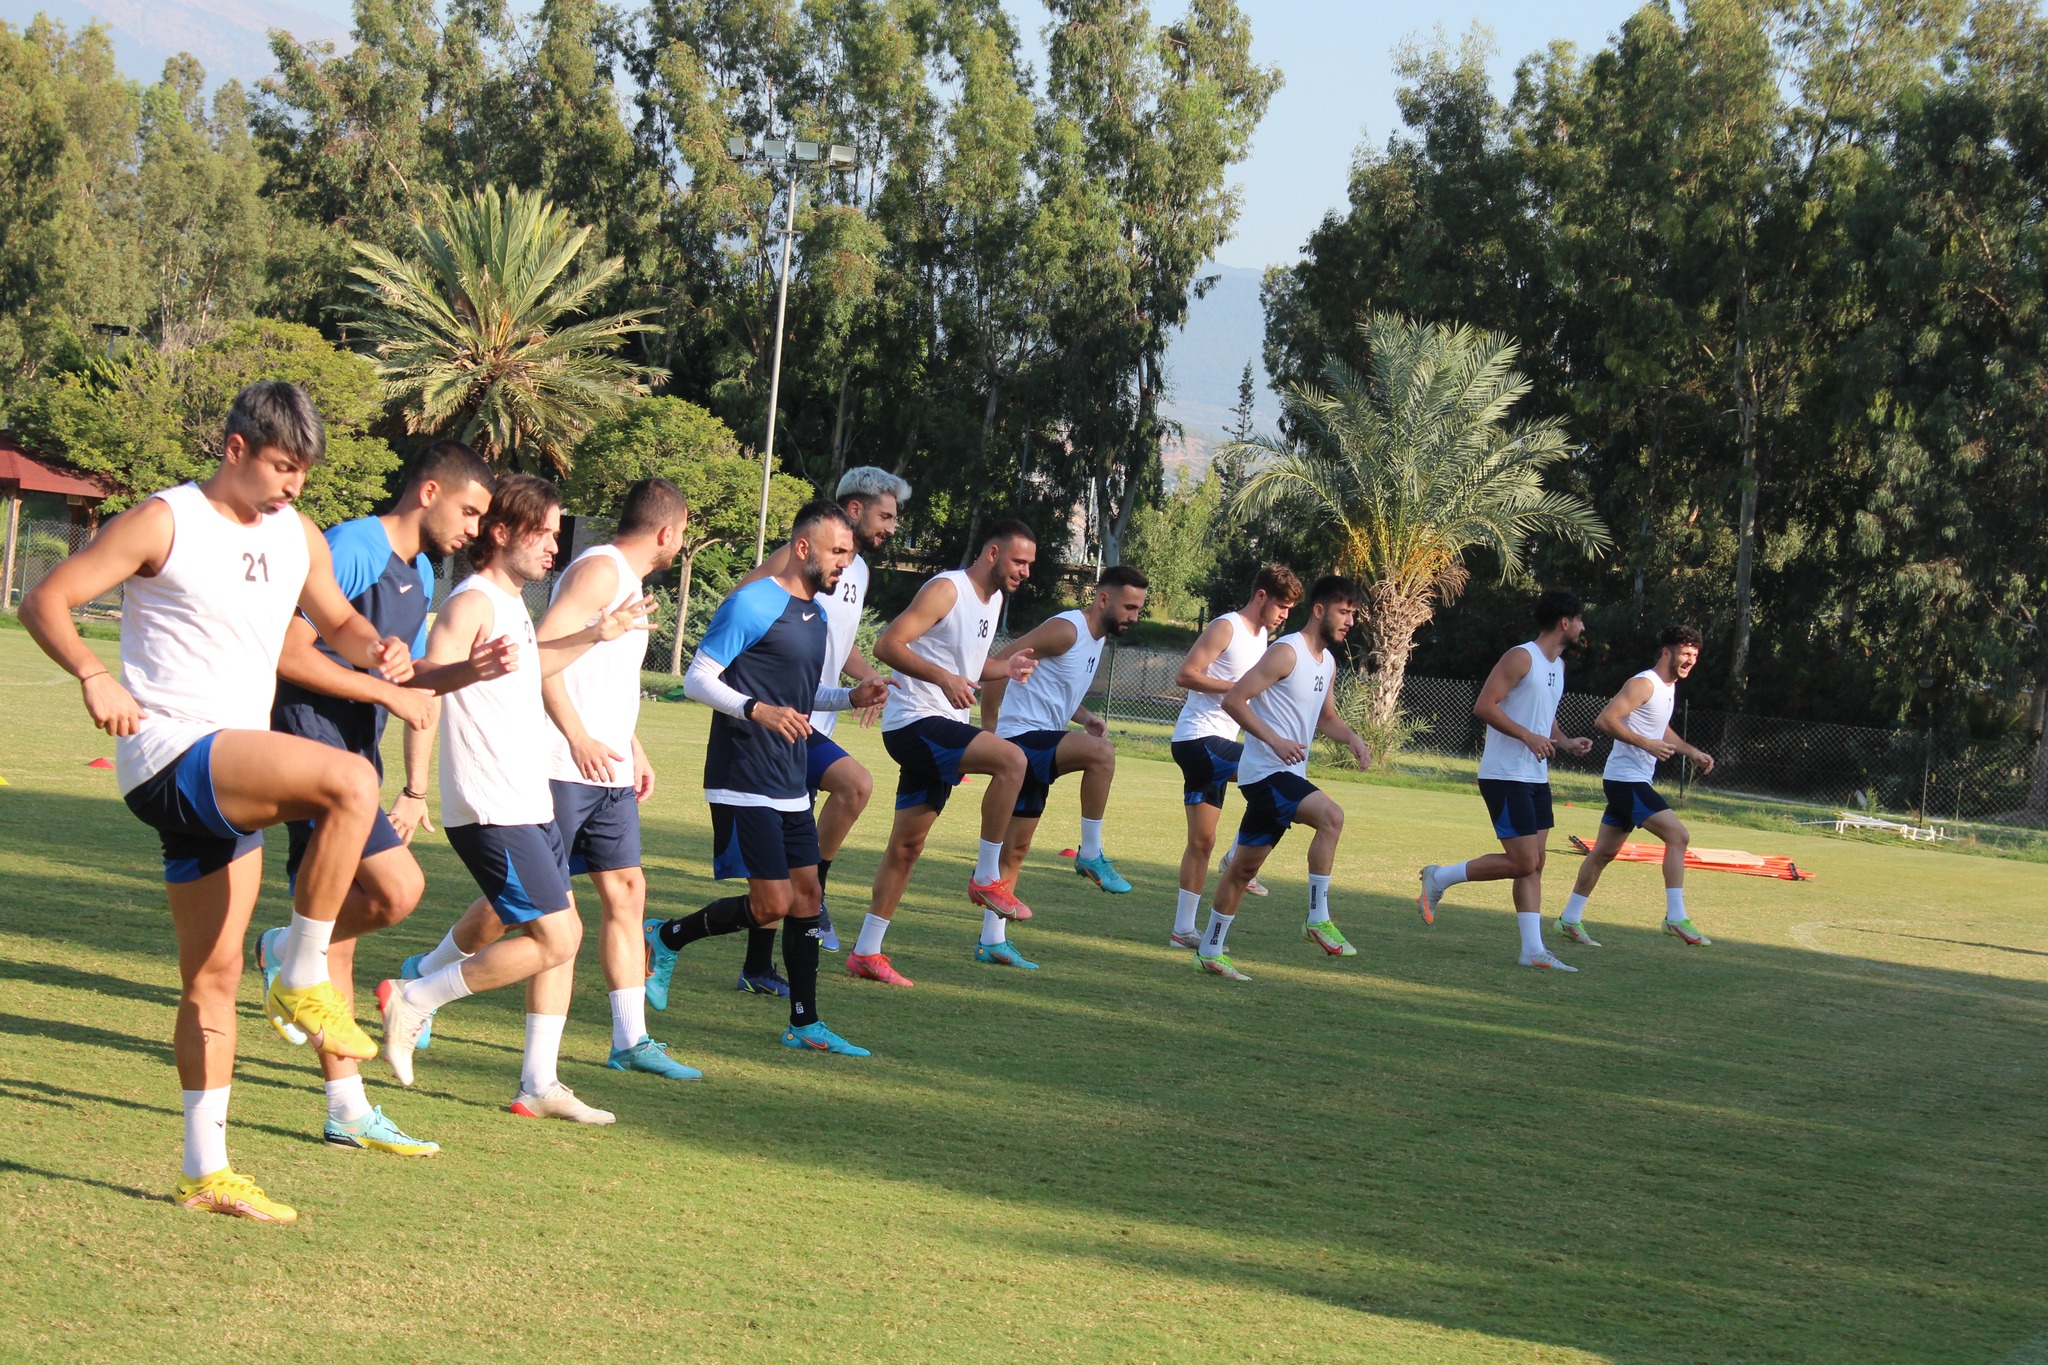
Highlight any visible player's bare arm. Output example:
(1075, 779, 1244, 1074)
(538, 554, 626, 782)
(536, 591, 657, 678)
(277, 615, 434, 730)
(1224, 643, 1303, 766)
(1598, 677, 1674, 759)
(390, 702, 439, 843)
(1173, 616, 1238, 695)
(875, 576, 979, 708)
(1316, 694, 1372, 770)
(296, 514, 411, 682)
(982, 617, 1074, 729)
(1475, 646, 1552, 758)
(19, 498, 173, 735)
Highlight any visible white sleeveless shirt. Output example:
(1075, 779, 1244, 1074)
(810, 553, 870, 736)
(1238, 632, 1336, 786)
(1479, 641, 1564, 783)
(115, 483, 311, 794)
(546, 545, 646, 789)
(1603, 667, 1675, 783)
(440, 574, 551, 826)
(994, 609, 1105, 738)
(1173, 612, 1269, 742)
(880, 568, 1001, 731)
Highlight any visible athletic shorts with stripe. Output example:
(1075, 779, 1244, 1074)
(711, 804, 821, 881)
(1234, 771, 1319, 848)
(1478, 778, 1554, 840)
(882, 716, 983, 813)
(805, 732, 851, 795)
(445, 821, 574, 925)
(550, 779, 643, 875)
(1600, 779, 1670, 831)
(1007, 728, 1068, 819)
(122, 732, 263, 883)
(1171, 735, 1242, 808)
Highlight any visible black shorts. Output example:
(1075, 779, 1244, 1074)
(123, 733, 263, 884)
(1004, 728, 1069, 819)
(445, 821, 573, 925)
(1601, 779, 1671, 831)
(882, 716, 983, 814)
(711, 804, 821, 882)
(284, 808, 406, 891)
(1172, 736, 1242, 809)
(1235, 771, 1319, 848)
(1479, 778, 1554, 840)
(551, 780, 643, 874)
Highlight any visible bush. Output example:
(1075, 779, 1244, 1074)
(1325, 671, 1431, 771)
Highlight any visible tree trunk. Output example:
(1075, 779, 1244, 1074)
(669, 549, 698, 675)
(2023, 682, 2048, 824)
(828, 376, 852, 485)
(1728, 325, 1761, 702)
(1630, 403, 1665, 622)
(1358, 584, 1436, 728)
(958, 383, 1000, 569)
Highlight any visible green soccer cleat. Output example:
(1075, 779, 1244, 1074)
(1556, 919, 1602, 948)
(975, 940, 1039, 970)
(324, 1105, 441, 1157)
(1303, 920, 1357, 957)
(1074, 852, 1132, 894)
(1193, 952, 1251, 982)
(1665, 917, 1712, 946)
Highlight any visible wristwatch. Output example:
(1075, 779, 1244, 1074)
(742, 698, 759, 720)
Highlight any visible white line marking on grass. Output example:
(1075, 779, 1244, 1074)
(1788, 919, 2046, 1004)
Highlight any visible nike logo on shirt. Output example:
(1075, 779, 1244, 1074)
(803, 612, 817, 621)
(399, 584, 415, 593)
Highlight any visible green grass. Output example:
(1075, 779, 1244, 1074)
(2, 628, 2045, 1362)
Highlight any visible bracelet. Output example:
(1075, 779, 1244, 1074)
(401, 787, 427, 800)
(77, 670, 108, 685)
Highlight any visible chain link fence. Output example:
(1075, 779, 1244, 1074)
(3, 519, 123, 616)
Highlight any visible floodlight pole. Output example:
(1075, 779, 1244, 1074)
(756, 173, 800, 565)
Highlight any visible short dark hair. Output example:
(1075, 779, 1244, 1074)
(1533, 588, 1584, 629)
(981, 518, 1037, 553)
(791, 498, 855, 543)
(617, 477, 688, 538)
(1309, 574, 1360, 611)
(470, 473, 560, 569)
(1098, 565, 1148, 593)
(1253, 564, 1303, 605)
(1660, 624, 1704, 652)
(225, 381, 324, 468)
(403, 440, 494, 498)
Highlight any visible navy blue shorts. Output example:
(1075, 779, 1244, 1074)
(122, 733, 263, 884)
(1172, 736, 1242, 808)
(711, 804, 820, 882)
(1006, 728, 1069, 819)
(1479, 778, 1554, 840)
(883, 716, 982, 813)
(1235, 771, 1320, 848)
(551, 780, 643, 875)
(805, 732, 852, 794)
(284, 808, 406, 891)
(1601, 779, 1671, 831)
(445, 821, 573, 925)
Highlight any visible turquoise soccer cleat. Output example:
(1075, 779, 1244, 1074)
(323, 1105, 441, 1156)
(781, 1022, 871, 1057)
(644, 918, 680, 1011)
(607, 1035, 703, 1080)
(1074, 852, 1132, 894)
(975, 940, 1040, 970)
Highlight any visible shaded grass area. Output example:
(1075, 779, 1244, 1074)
(1, 631, 2045, 1363)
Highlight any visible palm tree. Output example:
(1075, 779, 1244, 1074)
(1230, 313, 1611, 725)
(340, 185, 664, 474)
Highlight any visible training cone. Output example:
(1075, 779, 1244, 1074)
(1059, 849, 1076, 858)
(86, 758, 113, 769)
(0, 775, 9, 786)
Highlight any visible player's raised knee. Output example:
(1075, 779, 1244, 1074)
(316, 751, 380, 816)
(363, 857, 426, 928)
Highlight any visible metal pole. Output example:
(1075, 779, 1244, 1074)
(1102, 641, 1117, 729)
(1920, 728, 1932, 818)
(755, 169, 801, 565)
(1678, 699, 1690, 803)
(2, 493, 19, 610)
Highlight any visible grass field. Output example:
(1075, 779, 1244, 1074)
(2, 628, 2046, 1363)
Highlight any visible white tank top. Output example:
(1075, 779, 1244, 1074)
(810, 553, 870, 736)
(545, 546, 646, 788)
(115, 483, 311, 794)
(880, 569, 1001, 731)
(1479, 641, 1564, 782)
(440, 575, 551, 826)
(1603, 667, 1675, 783)
(1238, 632, 1335, 786)
(994, 610, 1104, 738)
(1172, 612, 1269, 742)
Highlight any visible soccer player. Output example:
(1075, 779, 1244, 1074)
(375, 474, 654, 1123)
(975, 566, 1151, 969)
(642, 501, 889, 1056)
(1167, 564, 1302, 946)
(730, 465, 912, 977)
(1418, 588, 1595, 971)
(1195, 575, 1373, 980)
(846, 520, 1041, 988)
(257, 439, 502, 1159)
(21, 381, 411, 1222)
(1557, 625, 1718, 948)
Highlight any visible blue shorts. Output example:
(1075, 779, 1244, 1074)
(1479, 778, 1554, 840)
(806, 732, 852, 795)
(1601, 779, 1671, 831)
(711, 804, 820, 882)
(551, 780, 643, 875)
(284, 809, 406, 891)
(1005, 728, 1068, 819)
(1172, 736, 1242, 808)
(1235, 771, 1319, 848)
(883, 716, 982, 813)
(445, 821, 573, 925)
(122, 733, 263, 884)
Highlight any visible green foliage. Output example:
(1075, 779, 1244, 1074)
(1326, 670, 1429, 772)
(1125, 471, 1220, 623)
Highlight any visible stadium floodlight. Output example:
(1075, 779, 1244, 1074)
(727, 134, 749, 158)
(794, 140, 821, 162)
(827, 144, 856, 168)
(762, 138, 787, 160)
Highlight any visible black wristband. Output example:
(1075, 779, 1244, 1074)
(742, 697, 759, 721)
(401, 787, 427, 800)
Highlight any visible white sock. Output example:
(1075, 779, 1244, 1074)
(1078, 817, 1104, 861)
(974, 839, 1004, 883)
(1199, 909, 1235, 959)
(1307, 874, 1332, 924)
(1518, 911, 1545, 957)
(980, 910, 1007, 947)
(277, 912, 334, 990)
(419, 926, 471, 974)
(323, 1073, 371, 1123)
(855, 913, 891, 956)
(520, 1013, 566, 1095)
(1666, 887, 1687, 923)
(1562, 892, 1589, 925)
(1174, 888, 1201, 936)
(180, 1086, 230, 1179)
(403, 960, 473, 1013)
(609, 987, 648, 1052)
(1439, 862, 1470, 888)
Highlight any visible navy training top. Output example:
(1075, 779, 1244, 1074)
(698, 578, 829, 807)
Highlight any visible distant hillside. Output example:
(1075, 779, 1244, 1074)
(1, 0, 348, 87)
(1159, 263, 1284, 483)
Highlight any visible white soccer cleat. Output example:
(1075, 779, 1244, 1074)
(374, 978, 430, 1087)
(1417, 865, 1442, 925)
(509, 1083, 615, 1125)
(1518, 949, 1578, 973)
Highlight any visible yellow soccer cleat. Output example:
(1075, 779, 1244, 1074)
(264, 977, 376, 1060)
(174, 1167, 298, 1223)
